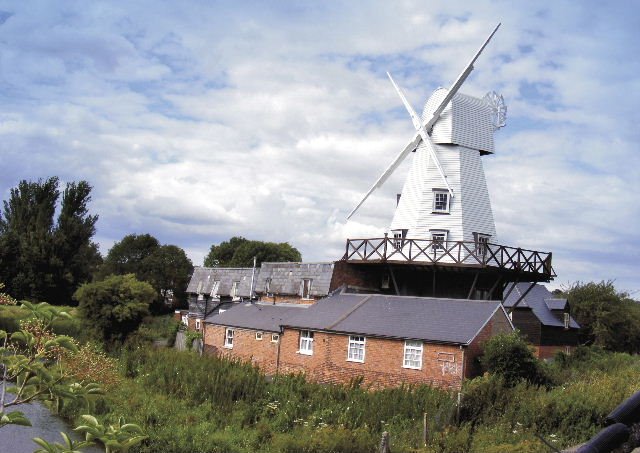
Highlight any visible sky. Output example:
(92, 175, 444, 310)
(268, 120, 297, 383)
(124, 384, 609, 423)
(0, 1, 638, 294)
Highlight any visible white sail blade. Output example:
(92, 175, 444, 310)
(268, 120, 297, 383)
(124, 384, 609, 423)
(424, 23, 501, 133)
(347, 133, 421, 219)
(387, 72, 453, 197)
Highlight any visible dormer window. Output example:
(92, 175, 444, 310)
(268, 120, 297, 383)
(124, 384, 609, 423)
(432, 189, 450, 214)
(430, 229, 448, 253)
(300, 278, 312, 299)
(264, 278, 272, 294)
(474, 233, 491, 258)
(564, 313, 570, 329)
(231, 281, 240, 301)
(210, 280, 220, 297)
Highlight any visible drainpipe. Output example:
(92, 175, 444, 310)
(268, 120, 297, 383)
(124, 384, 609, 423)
(275, 329, 282, 375)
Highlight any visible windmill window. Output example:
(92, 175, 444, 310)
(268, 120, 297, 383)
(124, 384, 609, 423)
(430, 230, 448, 253)
(403, 340, 423, 369)
(224, 328, 234, 348)
(432, 189, 450, 213)
(347, 336, 366, 362)
(474, 233, 490, 257)
(299, 330, 314, 355)
(301, 279, 313, 299)
(391, 229, 407, 250)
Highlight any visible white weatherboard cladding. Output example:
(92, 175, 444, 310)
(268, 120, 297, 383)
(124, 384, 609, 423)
(460, 146, 497, 243)
(423, 88, 494, 154)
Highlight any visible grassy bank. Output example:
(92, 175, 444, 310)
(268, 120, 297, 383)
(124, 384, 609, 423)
(76, 345, 639, 453)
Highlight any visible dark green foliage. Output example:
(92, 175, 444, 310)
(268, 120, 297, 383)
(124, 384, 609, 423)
(204, 236, 302, 267)
(98, 234, 193, 309)
(74, 274, 154, 343)
(560, 280, 640, 353)
(0, 177, 100, 304)
(480, 331, 549, 386)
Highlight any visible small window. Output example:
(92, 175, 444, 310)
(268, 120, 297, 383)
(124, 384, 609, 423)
(181, 315, 188, 326)
(403, 340, 423, 369)
(264, 278, 272, 294)
(210, 281, 220, 297)
(195, 319, 201, 331)
(231, 281, 240, 301)
(474, 233, 490, 258)
(197, 293, 204, 301)
(255, 331, 263, 341)
(430, 230, 448, 253)
(432, 189, 450, 213)
(271, 333, 280, 343)
(301, 279, 313, 299)
(391, 229, 407, 250)
(564, 313, 570, 329)
(224, 328, 234, 348)
(347, 336, 366, 362)
(299, 330, 314, 355)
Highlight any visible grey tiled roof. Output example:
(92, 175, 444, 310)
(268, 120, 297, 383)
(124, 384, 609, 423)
(186, 267, 255, 297)
(255, 262, 334, 296)
(283, 293, 509, 345)
(205, 303, 308, 332)
(504, 283, 579, 329)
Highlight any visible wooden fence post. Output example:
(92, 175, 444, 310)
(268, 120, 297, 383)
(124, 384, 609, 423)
(379, 431, 391, 453)
(423, 412, 428, 446)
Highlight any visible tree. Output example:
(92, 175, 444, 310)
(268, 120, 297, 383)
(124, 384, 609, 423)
(99, 235, 193, 308)
(0, 177, 100, 304)
(560, 280, 640, 353)
(204, 237, 302, 267)
(480, 331, 548, 386)
(74, 274, 154, 343)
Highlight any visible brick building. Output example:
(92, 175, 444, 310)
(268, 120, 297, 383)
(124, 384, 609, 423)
(204, 291, 513, 389)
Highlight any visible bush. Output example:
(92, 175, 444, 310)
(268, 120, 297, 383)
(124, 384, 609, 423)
(480, 331, 549, 386)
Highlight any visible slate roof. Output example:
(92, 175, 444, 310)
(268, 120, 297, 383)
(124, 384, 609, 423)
(187, 266, 255, 298)
(255, 262, 334, 296)
(205, 303, 308, 333)
(281, 293, 510, 345)
(504, 283, 579, 329)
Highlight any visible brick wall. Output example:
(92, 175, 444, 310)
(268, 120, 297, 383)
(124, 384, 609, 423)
(255, 294, 319, 305)
(462, 307, 514, 376)
(278, 330, 466, 390)
(204, 324, 280, 375)
(534, 345, 575, 360)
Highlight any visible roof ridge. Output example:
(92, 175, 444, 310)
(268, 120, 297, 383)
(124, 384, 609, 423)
(325, 294, 374, 330)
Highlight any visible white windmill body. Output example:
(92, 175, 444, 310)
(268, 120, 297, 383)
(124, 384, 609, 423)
(348, 24, 507, 264)
(389, 88, 498, 250)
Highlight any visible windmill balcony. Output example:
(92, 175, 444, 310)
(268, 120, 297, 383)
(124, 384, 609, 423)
(342, 236, 555, 281)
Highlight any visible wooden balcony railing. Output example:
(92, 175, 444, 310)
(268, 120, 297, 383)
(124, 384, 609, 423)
(342, 236, 554, 277)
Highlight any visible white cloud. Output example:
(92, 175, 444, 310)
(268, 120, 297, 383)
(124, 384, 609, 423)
(0, 1, 638, 293)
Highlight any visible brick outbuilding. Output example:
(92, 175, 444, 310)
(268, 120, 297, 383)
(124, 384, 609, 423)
(204, 292, 514, 389)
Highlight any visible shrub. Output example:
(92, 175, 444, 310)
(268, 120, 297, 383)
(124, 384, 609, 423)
(480, 331, 548, 386)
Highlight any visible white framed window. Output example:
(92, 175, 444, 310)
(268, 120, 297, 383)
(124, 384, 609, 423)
(564, 313, 570, 329)
(231, 281, 240, 301)
(299, 330, 314, 355)
(474, 233, 490, 257)
(347, 336, 366, 362)
(195, 319, 201, 331)
(181, 315, 188, 326)
(403, 340, 423, 369)
(197, 293, 204, 301)
(264, 278, 271, 294)
(300, 279, 313, 299)
(210, 280, 220, 297)
(255, 331, 263, 341)
(224, 328, 234, 348)
(432, 189, 450, 213)
(391, 229, 406, 250)
(271, 333, 280, 343)
(430, 230, 448, 253)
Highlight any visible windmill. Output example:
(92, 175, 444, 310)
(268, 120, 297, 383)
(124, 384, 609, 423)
(348, 23, 507, 258)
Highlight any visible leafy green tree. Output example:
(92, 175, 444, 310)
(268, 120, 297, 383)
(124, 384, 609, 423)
(0, 177, 100, 304)
(140, 245, 193, 308)
(480, 331, 547, 386)
(205, 236, 302, 267)
(99, 235, 193, 308)
(561, 280, 640, 353)
(74, 274, 154, 343)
